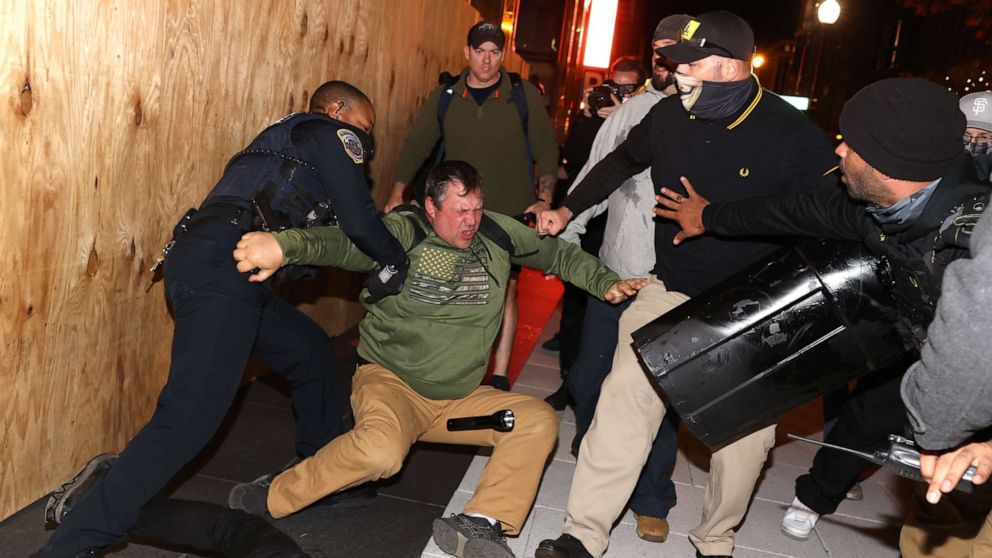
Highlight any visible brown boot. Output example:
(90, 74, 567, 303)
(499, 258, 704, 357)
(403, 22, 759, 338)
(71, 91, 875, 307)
(634, 513, 670, 542)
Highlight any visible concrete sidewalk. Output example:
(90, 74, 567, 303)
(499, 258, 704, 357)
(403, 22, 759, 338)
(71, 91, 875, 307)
(422, 318, 910, 558)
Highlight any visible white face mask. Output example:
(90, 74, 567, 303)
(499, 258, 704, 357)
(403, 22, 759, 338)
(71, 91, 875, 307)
(674, 72, 703, 112)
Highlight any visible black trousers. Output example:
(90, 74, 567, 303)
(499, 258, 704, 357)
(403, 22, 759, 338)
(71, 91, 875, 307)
(795, 358, 912, 515)
(557, 211, 608, 376)
(130, 499, 310, 557)
(43, 219, 344, 557)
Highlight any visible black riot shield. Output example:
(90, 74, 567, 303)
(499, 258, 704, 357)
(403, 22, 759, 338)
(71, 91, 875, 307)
(631, 239, 909, 450)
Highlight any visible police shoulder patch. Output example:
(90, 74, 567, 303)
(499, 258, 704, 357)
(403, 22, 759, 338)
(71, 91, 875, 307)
(337, 129, 365, 164)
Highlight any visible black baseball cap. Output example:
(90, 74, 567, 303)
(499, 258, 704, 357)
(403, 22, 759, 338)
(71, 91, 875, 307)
(467, 21, 506, 50)
(657, 11, 755, 63)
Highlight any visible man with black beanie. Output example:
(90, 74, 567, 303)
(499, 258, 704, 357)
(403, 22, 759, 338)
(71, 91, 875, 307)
(657, 77, 990, 545)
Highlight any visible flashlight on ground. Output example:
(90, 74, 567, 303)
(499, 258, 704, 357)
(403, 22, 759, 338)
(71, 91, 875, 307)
(447, 409, 515, 432)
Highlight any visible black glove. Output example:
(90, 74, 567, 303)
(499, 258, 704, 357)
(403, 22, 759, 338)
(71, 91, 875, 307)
(364, 257, 409, 304)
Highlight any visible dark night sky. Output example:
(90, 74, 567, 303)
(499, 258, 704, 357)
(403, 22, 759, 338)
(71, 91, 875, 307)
(644, 1, 804, 48)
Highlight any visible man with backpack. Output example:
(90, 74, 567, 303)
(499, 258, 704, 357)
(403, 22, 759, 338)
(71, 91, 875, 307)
(385, 20, 559, 390)
(230, 161, 644, 558)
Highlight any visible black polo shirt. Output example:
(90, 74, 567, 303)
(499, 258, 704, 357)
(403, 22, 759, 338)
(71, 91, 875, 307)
(564, 80, 837, 296)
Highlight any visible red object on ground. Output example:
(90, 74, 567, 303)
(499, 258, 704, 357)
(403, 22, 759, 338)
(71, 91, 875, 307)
(484, 267, 565, 387)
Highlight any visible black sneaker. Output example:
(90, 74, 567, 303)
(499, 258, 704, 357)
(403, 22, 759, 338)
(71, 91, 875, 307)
(535, 534, 593, 558)
(542, 334, 561, 352)
(227, 473, 273, 517)
(432, 513, 513, 558)
(489, 375, 511, 391)
(543, 382, 572, 411)
(45, 453, 118, 525)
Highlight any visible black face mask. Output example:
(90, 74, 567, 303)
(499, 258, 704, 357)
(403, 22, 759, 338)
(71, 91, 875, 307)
(674, 73, 756, 120)
(965, 139, 991, 157)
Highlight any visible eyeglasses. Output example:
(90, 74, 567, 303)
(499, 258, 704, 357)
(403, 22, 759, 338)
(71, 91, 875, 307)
(964, 132, 992, 144)
(604, 80, 639, 98)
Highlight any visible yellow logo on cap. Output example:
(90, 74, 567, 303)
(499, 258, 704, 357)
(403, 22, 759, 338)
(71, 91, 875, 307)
(682, 20, 701, 40)
(739, 167, 750, 177)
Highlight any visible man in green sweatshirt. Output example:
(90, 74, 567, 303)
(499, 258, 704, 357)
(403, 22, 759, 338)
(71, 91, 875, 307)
(386, 20, 561, 391)
(228, 161, 644, 558)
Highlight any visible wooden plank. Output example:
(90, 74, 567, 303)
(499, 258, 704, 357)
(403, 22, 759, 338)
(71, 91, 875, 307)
(0, 0, 529, 521)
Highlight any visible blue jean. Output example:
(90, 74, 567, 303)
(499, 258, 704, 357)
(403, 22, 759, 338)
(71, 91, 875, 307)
(566, 294, 679, 518)
(43, 218, 344, 557)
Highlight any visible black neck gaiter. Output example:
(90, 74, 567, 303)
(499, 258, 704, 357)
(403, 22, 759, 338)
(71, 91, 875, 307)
(675, 74, 757, 121)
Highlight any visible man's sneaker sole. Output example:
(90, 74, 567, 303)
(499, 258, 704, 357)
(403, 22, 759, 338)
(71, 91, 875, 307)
(780, 523, 813, 541)
(45, 453, 118, 524)
(431, 519, 513, 558)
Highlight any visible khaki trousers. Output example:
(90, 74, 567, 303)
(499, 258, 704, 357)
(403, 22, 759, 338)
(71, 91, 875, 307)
(901, 488, 992, 557)
(563, 277, 777, 557)
(267, 363, 559, 534)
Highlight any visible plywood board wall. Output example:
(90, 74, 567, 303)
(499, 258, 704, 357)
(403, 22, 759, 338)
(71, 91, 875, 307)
(0, 0, 528, 521)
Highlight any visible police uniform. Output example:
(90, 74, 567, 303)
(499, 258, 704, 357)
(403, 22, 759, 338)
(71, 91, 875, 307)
(556, 81, 837, 557)
(43, 113, 406, 557)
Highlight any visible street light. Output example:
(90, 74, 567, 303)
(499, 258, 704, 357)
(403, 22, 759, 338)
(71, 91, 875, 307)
(808, 0, 841, 99)
(753, 54, 766, 69)
(818, 0, 841, 24)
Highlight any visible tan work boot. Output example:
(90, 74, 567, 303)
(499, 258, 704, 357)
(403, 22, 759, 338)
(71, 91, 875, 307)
(634, 513, 670, 542)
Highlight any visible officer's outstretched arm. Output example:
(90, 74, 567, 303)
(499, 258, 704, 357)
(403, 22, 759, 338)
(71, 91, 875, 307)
(234, 232, 285, 282)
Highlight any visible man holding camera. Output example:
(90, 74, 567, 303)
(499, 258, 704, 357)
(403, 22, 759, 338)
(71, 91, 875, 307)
(385, 20, 559, 391)
(534, 11, 836, 558)
(559, 57, 647, 187)
(229, 160, 646, 558)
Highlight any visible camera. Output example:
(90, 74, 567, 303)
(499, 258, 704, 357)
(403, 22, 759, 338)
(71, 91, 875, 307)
(587, 82, 622, 112)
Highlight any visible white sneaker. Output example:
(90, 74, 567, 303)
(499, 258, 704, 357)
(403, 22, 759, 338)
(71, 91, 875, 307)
(781, 497, 820, 540)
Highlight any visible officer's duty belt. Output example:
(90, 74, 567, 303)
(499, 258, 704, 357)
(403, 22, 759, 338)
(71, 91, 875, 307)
(187, 203, 255, 233)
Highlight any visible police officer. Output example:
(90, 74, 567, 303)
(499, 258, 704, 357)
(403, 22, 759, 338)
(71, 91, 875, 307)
(657, 77, 989, 546)
(41, 80, 408, 558)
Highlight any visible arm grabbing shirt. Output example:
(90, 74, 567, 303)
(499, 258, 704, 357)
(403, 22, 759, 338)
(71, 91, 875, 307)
(291, 119, 406, 268)
(701, 173, 872, 242)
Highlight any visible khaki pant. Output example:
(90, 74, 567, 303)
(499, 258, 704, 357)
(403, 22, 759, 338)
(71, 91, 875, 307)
(901, 488, 992, 557)
(267, 363, 559, 534)
(563, 277, 777, 557)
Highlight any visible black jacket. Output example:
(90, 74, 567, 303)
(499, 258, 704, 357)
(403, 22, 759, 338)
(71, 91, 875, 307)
(563, 79, 837, 296)
(205, 113, 405, 269)
(703, 153, 990, 341)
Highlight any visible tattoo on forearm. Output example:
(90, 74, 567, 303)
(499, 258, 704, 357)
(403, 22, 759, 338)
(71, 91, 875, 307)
(537, 175, 555, 200)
